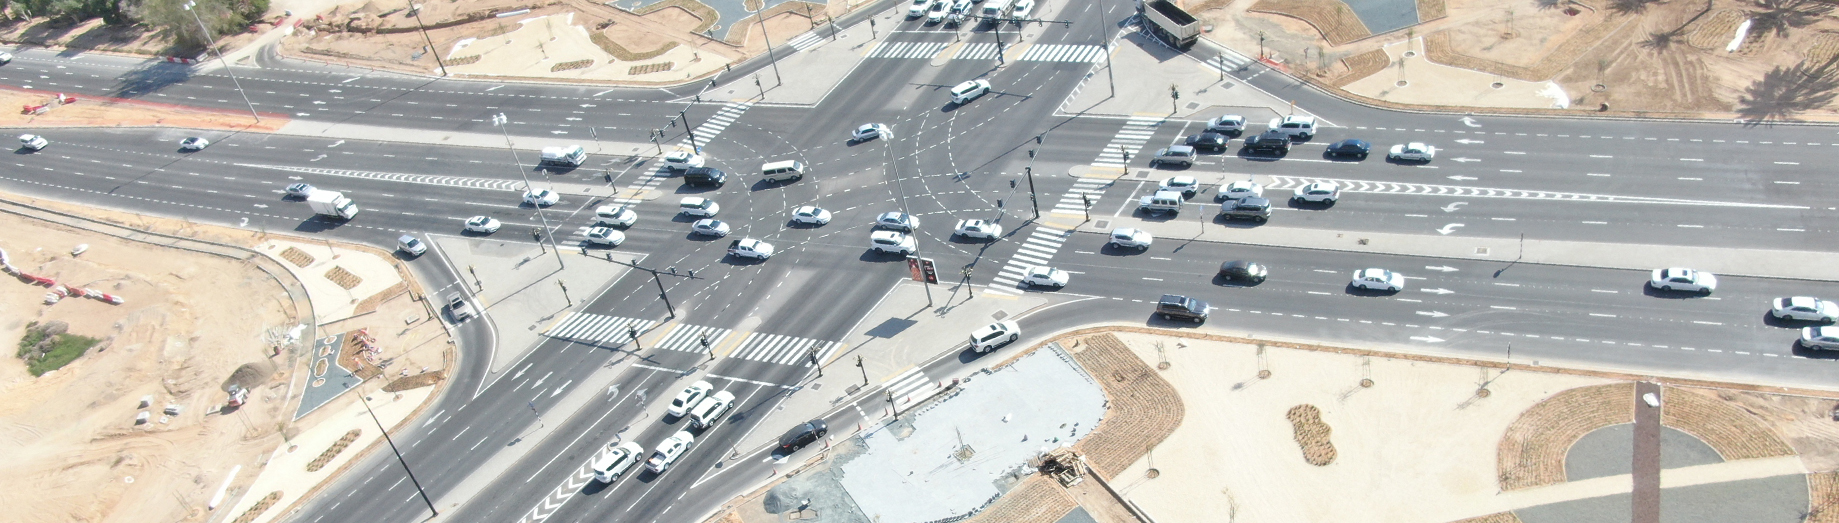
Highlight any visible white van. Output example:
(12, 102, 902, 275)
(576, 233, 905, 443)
(1138, 190, 1184, 215)
(687, 390, 736, 430)
(590, 442, 644, 483)
(761, 160, 806, 183)
(540, 145, 586, 166)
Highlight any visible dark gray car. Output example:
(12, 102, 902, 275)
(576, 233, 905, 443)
(1217, 197, 1271, 223)
(1240, 130, 1292, 155)
(683, 167, 726, 187)
(1157, 294, 1209, 323)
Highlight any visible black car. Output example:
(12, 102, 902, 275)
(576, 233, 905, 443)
(683, 167, 726, 187)
(1218, 260, 1268, 284)
(1184, 132, 1229, 152)
(778, 419, 829, 452)
(1156, 294, 1210, 323)
(1217, 197, 1271, 223)
(1240, 130, 1292, 155)
(1326, 139, 1370, 159)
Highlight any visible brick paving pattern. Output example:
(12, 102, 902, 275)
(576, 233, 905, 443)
(1660, 386, 1795, 460)
(1810, 471, 1839, 523)
(1496, 383, 1634, 491)
(1447, 512, 1523, 523)
(963, 476, 1077, 523)
(1069, 334, 1185, 480)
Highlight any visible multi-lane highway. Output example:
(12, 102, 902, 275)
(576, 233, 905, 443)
(3, 0, 1838, 521)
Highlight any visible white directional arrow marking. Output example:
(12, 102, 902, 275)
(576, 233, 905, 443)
(551, 380, 570, 397)
(1442, 202, 1467, 212)
(1425, 266, 1458, 272)
(1420, 288, 1455, 295)
(1411, 336, 1448, 343)
(252, 204, 268, 208)
(1454, 138, 1484, 144)
(1460, 117, 1481, 127)
(328, 140, 345, 148)
(1450, 157, 1480, 163)
(1437, 223, 1465, 235)
(1416, 310, 1449, 318)
(1447, 175, 1478, 181)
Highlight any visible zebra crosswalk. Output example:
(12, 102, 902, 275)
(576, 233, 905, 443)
(1259, 176, 1802, 208)
(1200, 52, 1254, 74)
(728, 333, 842, 367)
(1019, 44, 1108, 63)
(786, 31, 825, 52)
(985, 226, 1069, 296)
(866, 41, 951, 59)
(1051, 177, 1110, 216)
(954, 42, 1001, 60)
(543, 312, 658, 346)
(651, 323, 733, 354)
(1091, 115, 1163, 168)
(884, 367, 933, 401)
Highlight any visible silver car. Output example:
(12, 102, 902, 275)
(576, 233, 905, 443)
(1772, 297, 1838, 323)
(1800, 327, 1839, 350)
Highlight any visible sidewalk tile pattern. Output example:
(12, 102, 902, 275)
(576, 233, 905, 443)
(1018, 44, 1108, 62)
(542, 312, 658, 346)
(729, 332, 841, 366)
(986, 226, 1070, 296)
(1070, 334, 1184, 479)
(866, 41, 952, 59)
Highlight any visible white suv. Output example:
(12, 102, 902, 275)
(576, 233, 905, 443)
(591, 442, 644, 483)
(969, 320, 1020, 352)
(1291, 182, 1340, 204)
(870, 231, 916, 254)
(1108, 228, 1152, 250)
(950, 79, 991, 104)
(663, 150, 705, 171)
(1267, 115, 1317, 140)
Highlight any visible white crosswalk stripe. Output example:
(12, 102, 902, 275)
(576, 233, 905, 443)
(1052, 178, 1112, 214)
(239, 164, 526, 192)
(954, 42, 1002, 60)
(1090, 115, 1163, 168)
(595, 101, 751, 204)
(1201, 51, 1254, 74)
(787, 31, 825, 52)
(885, 367, 932, 400)
(1261, 176, 1804, 208)
(728, 333, 841, 366)
(982, 226, 1067, 296)
(1019, 44, 1108, 62)
(543, 312, 658, 346)
(866, 41, 951, 59)
(651, 323, 733, 354)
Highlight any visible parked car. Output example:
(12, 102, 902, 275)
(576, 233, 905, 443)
(1387, 142, 1437, 162)
(1109, 228, 1152, 250)
(1021, 266, 1070, 288)
(954, 219, 1002, 240)
(1326, 139, 1370, 159)
(969, 320, 1021, 352)
(778, 420, 829, 452)
(791, 205, 832, 225)
(1351, 268, 1405, 292)
(463, 216, 501, 234)
(1218, 260, 1267, 283)
(1156, 294, 1209, 323)
(1649, 268, 1716, 294)
(1772, 297, 1839, 323)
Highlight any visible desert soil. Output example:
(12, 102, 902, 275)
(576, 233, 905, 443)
(0, 87, 285, 131)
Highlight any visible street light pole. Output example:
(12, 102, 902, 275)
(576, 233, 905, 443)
(679, 109, 700, 154)
(1095, 0, 1116, 96)
(406, 1, 447, 76)
(753, 8, 785, 86)
(359, 391, 437, 516)
(493, 113, 564, 269)
(182, 1, 260, 122)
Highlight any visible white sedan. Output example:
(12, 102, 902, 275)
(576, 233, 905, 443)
(594, 205, 637, 227)
(179, 137, 210, 150)
(585, 227, 626, 246)
(1292, 182, 1340, 204)
(954, 219, 1001, 240)
(852, 123, 891, 142)
(1108, 228, 1152, 250)
(1159, 176, 1200, 197)
(1351, 268, 1404, 292)
(464, 216, 502, 234)
(667, 381, 714, 418)
(875, 211, 920, 232)
(1649, 268, 1716, 294)
(1800, 327, 1839, 351)
(728, 238, 776, 260)
(692, 219, 731, 237)
(1387, 142, 1437, 162)
(1220, 180, 1263, 201)
(523, 189, 559, 207)
(663, 150, 705, 171)
(1021, 266, 1069, 288)
(1772, 297, 1837, 322)
(791, 205, 832, 225)
(909, 0, 934, 17)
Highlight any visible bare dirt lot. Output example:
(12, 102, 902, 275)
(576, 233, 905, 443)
(0, 204, 298, 523)
(0, 87, 285, 132)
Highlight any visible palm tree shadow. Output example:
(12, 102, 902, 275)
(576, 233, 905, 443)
(1737, 55, 1839, 124)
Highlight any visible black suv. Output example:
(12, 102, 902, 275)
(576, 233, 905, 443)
(1218, 197, 1271, 223)
(778, 419, 829, 452)
(1184, 132, 1229, 152)
(1240, 130, 1292, 155)
(1157, 294, 1210, 323)
(683, 167, 726, 187)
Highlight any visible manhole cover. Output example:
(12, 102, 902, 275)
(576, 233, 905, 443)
(1146, 468, 1160, 478)
(810, 383, 822, 390)
(1094, 220, 1110, 229)
(1475, 247, 1491, 255)
(992, 310, 1008, 321)
(1185, 102, 1200, 110)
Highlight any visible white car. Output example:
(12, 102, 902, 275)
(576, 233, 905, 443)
(692, 219, 730, 237)
(667, 381, 714, 418)
(595, 205, 637, 227)
(1351, 268, 1404, 292)
(852, 123, 891, 142)
(285, 183, 316, 198)
(949, 79, 991, 104)
(1650, 268, 1716, 294)
(875, 211, 920, 232)
(1108, 228, 1152, 250)
(1010, 0, 1035, 18)
(663, 150, 705, 171)
(1267, 115, 1317, 140)
(585, 227, 626, 246)
(688, 390, 737, 429)
(1772, 297, 1839, 323)
(728, 238, 775, 260)
(1207, 115, 1245, 133)
(1292, 182, 1340, 204)
(645, 431, 695, 473)
(0, 52, 13, 65)
(397, 235, 428, 256)
(909, 0, 935, 17)
(954, 219, 1001, 240)
(870, 230, 916, 254)
(1021, 266, 1069, 288)
(591, 442, 644, 483)
(926, 0, 950, 22)
(1160, 176, 1200, 197)
(464, 216, 501, 234)
(18, 134, 47, 151)
(791, 205, 832, 225)
(179, 137, 210, 150)
(1800, 327, 1839, 350)
(969, 320, 1020, 352)
(1220, 180, 1263, 200)
(523, 189, 559, 207)
(1387, 142, 1437, 162)
(679, 196, 720, 218)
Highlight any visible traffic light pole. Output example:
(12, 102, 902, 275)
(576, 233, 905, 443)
(592, 256, 699, 318)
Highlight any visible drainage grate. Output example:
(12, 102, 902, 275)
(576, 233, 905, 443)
(1094, 220, 1110, 229)
(992, 310, 1008, 321)
(1475, 247, 1491, 255)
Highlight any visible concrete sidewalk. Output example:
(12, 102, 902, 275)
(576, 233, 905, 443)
(1059, 32, 1299, 122)
(429, 234, 639, 374)
(1072, 200, 1839, 282)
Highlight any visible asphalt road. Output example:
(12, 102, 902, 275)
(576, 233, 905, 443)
(3, 1, 1839, 522)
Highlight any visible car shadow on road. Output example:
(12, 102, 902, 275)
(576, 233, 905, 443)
(1344, 283, 1399, 297)
(1790, 343, 1839, 360)
(1321, 151, 1366, 162)
(858, 250, 908, 263)
(1145, 314, 1206, 328)
(1099, 243, 1149, 256)
(1286, 199, 1336, 210)
(1761, 313, 1831, 329)
(1233, 150, 1285, 163)
(1639, 285, 1711, 299)
(292, 218, 349, 233)
(1211, 215, 1266, 229)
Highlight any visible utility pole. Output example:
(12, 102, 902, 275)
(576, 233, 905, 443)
(406, 1, 447, 76)
(359, 392, 438, 516)
(754, 8, 785, 86)
(182, 1, 260, 122)
(492, 113, 564, 268)
(679, 109, 701, 154)
(857, 355, 868, 386)
(1094, 0, 1116, 96)
(1025, 134, 1042, 219)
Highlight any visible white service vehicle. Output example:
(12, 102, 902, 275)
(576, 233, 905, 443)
(540, 145, 586, 166)
(727, 238, 775, 260)
(18, 134, 47, 151)
(307, 191, 360, 220)
(950, 79, 991, 104)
